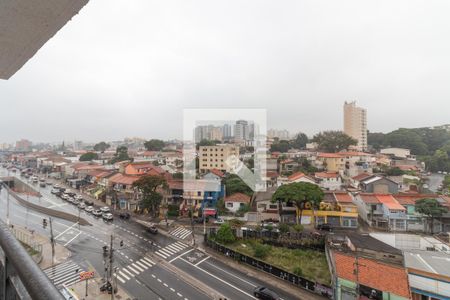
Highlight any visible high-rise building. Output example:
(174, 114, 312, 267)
(222, 124, 232, 138)
(267, 129, 290, 140)
(234, 120, 249, 141)
(344, 101, 367, 151)
(198, 144, 239, 173)
(15, 139, 32, 151)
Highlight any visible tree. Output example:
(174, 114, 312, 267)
(312, 131, 358, 153)
(79, 152, 98, 161)
(144, 139, 165, 151)
(385, 167, 405, 176)
(224, 174, 253, 196)
(367, 132, 386, 151)
(272, 182, 324, 224)
(93, 142, 110, 152)
(196, 139, 220, 149)
(172, 172, 184, 179)
(270, 140, 290, 153)
(291, 133, 309, 149)
(132, 175, 168, 216)
(215, 223, 235, 244)
(110, 145, 130, 164)
(416, 198, 447, 234)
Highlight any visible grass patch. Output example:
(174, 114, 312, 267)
(20, 241, 40, 256)
(229, 239, 331, 285)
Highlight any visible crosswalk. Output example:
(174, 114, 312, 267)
(44, 260, 84, 287)
(155, 241, 189, 259)
(113, 256, 155, 284)
(169, 227, 192, 240)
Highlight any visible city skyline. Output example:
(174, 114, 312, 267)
(2, 0, 450, 142)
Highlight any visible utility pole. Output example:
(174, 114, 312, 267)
(49, 217, 55, 280)
(190, 200, 195, 246)
(110, 234, 114, 300)
(6, 188, 10, 226)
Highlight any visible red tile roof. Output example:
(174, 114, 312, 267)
(318, 153, 343, 158)
(224, 193, 251, 203)
(333, 252, 410, 298)
(315, 172, 339, 179)
(359, 193, 382, 204)
(376, 194, 405, 210)
(338, 151, 371, 156)
(334, 192, 353, 203)
(209, 168, 225, 178)
(352, 173, 373, 181)
(288, 172, 306, 181)
(108, 173, 140, 185)
(266, 171, 279, 178)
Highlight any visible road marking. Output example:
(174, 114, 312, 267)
(169, 248, 195, 263)
(119, 271, 130, 281)
(135, 261, 148, 270)
(156, 252, 168, 259)
(179, 258, 257, 299)
(170, 288, 175, 292)
(140, 259, 153, 267)
(64, 231, 82, 246)
(195, 256, 210, 266)
(177, 293, 182, 297)
(55, 222, 78, 239)
(157, 278, 162, 283)
(114, 274, 125, 283)
(132, 263, 144, 272)
(122, 268, 134, 277)
(127, 265, 140, 275)
(151, 274, 156, 278)
(204, 261, 257, 287)
(143, 257, 155, 265)
(163, 283, 168, 287)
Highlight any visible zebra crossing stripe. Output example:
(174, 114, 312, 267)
(132, 263, 144, 273)
(158, 248, 174, 256)
(179, 231, 192, 239)
(156, 252, 168, 259)
(166, 245, 182, 252)
(135, 261, 148, 270)
(127, 265, 140, 275)
(170, 227, 185, 235)
(140, 259, 153, 267)
(119, 271, 130, 281)
(122, 268, 134, 277)
(143, 257, 155, 265)
(45, 265, 79, 277)
(114, 274, 125, 284)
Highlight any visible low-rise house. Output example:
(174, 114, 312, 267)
(107, 173, 140, 210)
(315, 172, 342, 190)
(224, 193, 251, 213)
(350, 172, 373, 189)
(125, 162, 165, 176)
(278, 159, 299, 175)
(278, 172, 316, 186)
(316, 153, 345, 173)
(326, 233, 410, 300)
(354, 193, 407, 231)
(359, 175, 399, 194)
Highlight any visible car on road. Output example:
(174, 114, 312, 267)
(102, 213, 113, 221)
(84, 200, 94, 206)
(72, 199, 80, 205)
(146, 225, 158, 234)
(119, 212, 130, 220)
(253, 286, 280, 300)
(51, 188, 60, 194)
(214, 217, 225, 224)
(85, 206, 94, 213)
(78, 202, 86, 209)
(61, 194, 69, 200)
(100, 206, 111, 213)
(92, 210, 103, 217)
(75, 195, 83, 201)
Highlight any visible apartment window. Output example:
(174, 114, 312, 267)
(269, 204, 277, 209)
(221, 149, 224, 151)
(226, 202, 233, 208)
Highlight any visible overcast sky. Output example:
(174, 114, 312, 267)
(1, 0, 450, 143)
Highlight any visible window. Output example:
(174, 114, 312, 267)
(226, 202, 233, 208)
(269, 204, 277, 209)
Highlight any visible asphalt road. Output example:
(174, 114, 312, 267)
(0, 169, 303, 300)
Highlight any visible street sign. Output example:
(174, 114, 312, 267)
(79, 271, 94, 281)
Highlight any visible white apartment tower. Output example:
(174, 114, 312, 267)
(343, 101, 367, 151)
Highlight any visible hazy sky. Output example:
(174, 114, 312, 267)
(1, 0, 450, 143)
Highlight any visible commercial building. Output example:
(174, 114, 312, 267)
(344, 101, 368, 152)
(198, 144, 239, 173)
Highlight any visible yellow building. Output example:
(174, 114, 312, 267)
(199, 144, 239, 173)
(298, 191, 358, 228)
(317, 153, 345, 173)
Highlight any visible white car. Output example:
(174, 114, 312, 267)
(214, 218, 225, 224)
(78, 202, 86, 209)
(100, 206, 110, 213)
(85, 206, 94, 213)
(102, 213, 113, 221)
(75, 195, 83, 201)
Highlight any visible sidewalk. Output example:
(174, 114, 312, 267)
(68, 277, 132, 300)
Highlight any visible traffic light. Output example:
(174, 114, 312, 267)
(120, 240, 123, 247)
(42, 218, 47, 229)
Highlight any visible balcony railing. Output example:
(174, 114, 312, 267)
(0, 221, 64, 300)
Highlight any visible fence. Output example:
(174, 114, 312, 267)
(205, 239, 333, 299)
(11, 228, 43, 262)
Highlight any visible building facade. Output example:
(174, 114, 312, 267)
(198, 144, 239, 173)
(344, 101, 367, 152)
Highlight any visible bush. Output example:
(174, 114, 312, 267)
(293, 224, 304, 232)
(293, 266, 303, 276)
(253, 244, 271, 259)
(215, 223, 236, 244)
(279, 223, 290, 234)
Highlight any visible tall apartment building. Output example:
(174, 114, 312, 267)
(199, 144, 239, 173)
(344, 101, 367, 151)
(195, 125, 224, 142)
(267, 129, 290, 140)
(15, 139, 32, 151)
(234, 120, 249, 141)
(222, 124, 232, 138)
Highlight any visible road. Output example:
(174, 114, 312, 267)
(426, 173, 445, 193)
(0, 168, 303, 300)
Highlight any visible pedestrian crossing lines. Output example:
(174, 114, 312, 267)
(155, 241, 189, 259)
(44, 260, 84, 287)
(169, 227, 192, 240)
(113, 256, 155, 284)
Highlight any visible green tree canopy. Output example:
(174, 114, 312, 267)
(272, 182, 324, 224)
(312, 131, 358, 153)
(132, 175, 168, 216)
(79, 152, 98, 161)
(224, 174, 253, 196)
(270, 140, 290, 153)
(144, 139, 165, 151)
(416, 198, 447, 233)
(215, 223, 236, 244)
(93, 141, 110, 152)
(110, 145, 131, 164)
(291, 133, 309, 149)
(196, 139, 221, 148)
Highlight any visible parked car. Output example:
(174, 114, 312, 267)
(75, 195, 83, 201)
(119, 212, 130, 220)
(50, 188, 59, 194)
(100, 206, 110, 213)
(78, 202, 86, 209)
(214, 218, 225, 224)
(317, 223, 332, 231)
(102, 213, 113, 221)
(84, 200, 94, 206)
(85, 206, 94, 213)
(92, 210, 103, 217)
(253, 286, 280, 300)
(72, 199, 80, 205)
